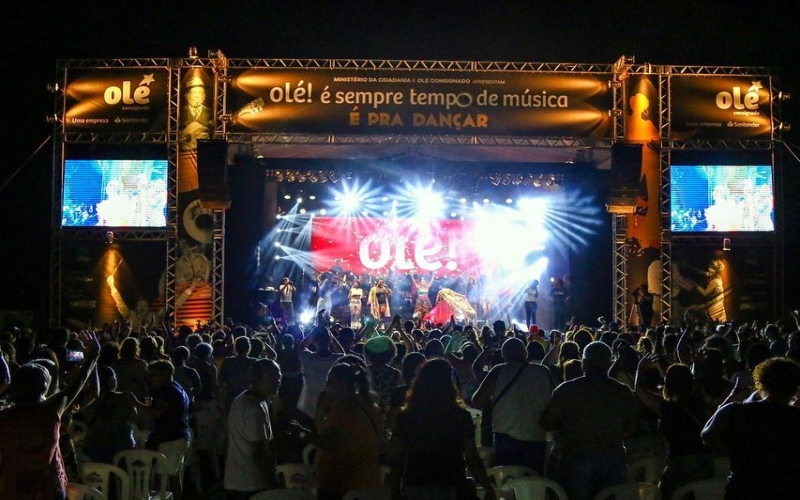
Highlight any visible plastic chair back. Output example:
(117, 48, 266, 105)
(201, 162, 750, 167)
(342, 487, 391, 500)
(487, 465, 539, 487)
(276, 463, 318, 492)
(113, 449, 172, 500)
(250, 488, 318, 500)
(500, 476, 568, 500)
(671, 478, 726, 500)
(477, 446, 495, 469)
(302, 443, 317, 464)
(594, 482, 661, 500)
(67, 483, 107, 500)
(80, 462, 131, 500)
(626, 456, 663, 485)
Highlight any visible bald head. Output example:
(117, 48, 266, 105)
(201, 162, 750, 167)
(582, 341, 612, 376)
(501, 337, 527, 363)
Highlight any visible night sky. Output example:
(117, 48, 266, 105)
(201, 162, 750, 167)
(2, 1, 799, 323)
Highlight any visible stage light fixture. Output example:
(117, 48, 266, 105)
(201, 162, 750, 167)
(188, 46, 199, 59)
(105, 231, 115, 245)
(533, 174, 543, 187)
(778, 122, 792, 132)
(329, 172, 340, 184)
(778, 91, 792, 101)
(723, 238, 731, 251)
(46, 83, 60, 93)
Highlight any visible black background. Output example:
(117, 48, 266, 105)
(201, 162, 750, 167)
(2, 1, 799, 326)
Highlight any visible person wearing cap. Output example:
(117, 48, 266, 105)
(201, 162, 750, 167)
(278, 277, 296, 326)
(179, 74, 212, 150)
(540, 341, 640, 500)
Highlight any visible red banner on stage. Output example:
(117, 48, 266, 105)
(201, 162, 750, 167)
(310, 217, 484, 277)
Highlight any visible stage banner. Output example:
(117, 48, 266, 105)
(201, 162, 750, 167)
(229, 69, 613, 137)
(64, 68, 169, 133)
(670, 75, 772, 140)
(311, 217, 481, 278)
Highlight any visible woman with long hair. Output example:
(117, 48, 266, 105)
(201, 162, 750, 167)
(410, 272, 435, 322)
(635, 355, 714, 500)
(348, 279, 365, 329)
(289, 361, 383, 500)
(81, 365, 138, 464)
(0, 332, 100, 500)
(389, 357, 495, 500)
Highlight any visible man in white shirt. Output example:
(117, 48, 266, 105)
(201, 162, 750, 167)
(224, 359, 282, 499)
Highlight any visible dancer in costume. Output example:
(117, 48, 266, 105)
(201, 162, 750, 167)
(410, 271, 435, 321)
(368, 278, 393, 325)
(424, 288, 478, 326)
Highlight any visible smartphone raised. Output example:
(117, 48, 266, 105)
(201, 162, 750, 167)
(66, 350, 85, 363)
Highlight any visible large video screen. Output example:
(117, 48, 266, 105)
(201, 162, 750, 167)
(62, 159, 168, 227)
(670, 164, 774, 232)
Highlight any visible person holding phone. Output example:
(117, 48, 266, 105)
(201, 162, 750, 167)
(0, 331, 100, 500)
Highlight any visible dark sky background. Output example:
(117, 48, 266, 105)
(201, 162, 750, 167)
(2, 1, 799, 323)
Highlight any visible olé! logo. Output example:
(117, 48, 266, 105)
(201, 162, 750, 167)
(715, 81, 765, 110)
(103, 73, 155, 105)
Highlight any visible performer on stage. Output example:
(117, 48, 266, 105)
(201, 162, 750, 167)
(524, 279, 540, 328)
(348, 278, 365, 329)
(279, 277, 296, 326)
(368, 278, 392, 324)
(315, 271, 334, 319)
(410, 271, 435, 321)
(465, 275, 481, 320)
(424, 288, 478, 326)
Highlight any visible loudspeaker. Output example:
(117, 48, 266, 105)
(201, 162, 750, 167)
(197, 139, 229, 206)
(610, 143, 642, 190)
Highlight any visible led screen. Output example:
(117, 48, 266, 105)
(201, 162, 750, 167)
(62, 159, 168, 227)
(670, 165, 774, 232)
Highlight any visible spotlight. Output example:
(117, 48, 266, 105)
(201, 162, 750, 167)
(778, 91, 792, 101)
(105, 231, 115, 245)
(533, 174, 543, 187)
(188, 46, 199, 59)
(722, 238, 731, 251)
(778, 122, 792, 132)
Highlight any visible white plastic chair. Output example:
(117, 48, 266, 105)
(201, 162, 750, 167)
(380, 465, 391, 489)
(342, 487, 391, 500)
(487, 465, 539, 487)
(276, 463, 318, 492)
(671, 478, 726, 500)
(594, 482, 661, 500)
(626, 456, 664, 485)
(500, 476, 569, 500)
(80, 462, 131, 500)
(113, 449, 173, 500)
(250, 488, 318, 500)
(713, 456, 730, 479)
(477, 446, 495, 469)
(67, 483, 107, 500)
(302, 443, 318, 465)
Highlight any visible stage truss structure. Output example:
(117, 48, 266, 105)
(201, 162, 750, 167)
(49, 55, 786, 329)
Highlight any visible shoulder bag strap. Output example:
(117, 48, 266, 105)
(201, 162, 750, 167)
(492, 363, 527, 407)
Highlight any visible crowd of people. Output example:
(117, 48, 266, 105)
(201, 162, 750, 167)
(1, 303, 799, 500)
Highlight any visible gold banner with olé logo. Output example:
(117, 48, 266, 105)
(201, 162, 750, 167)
(228, 69, 613, 138)
(64, 68, 170, 133)
(670, 75, 773, 140)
